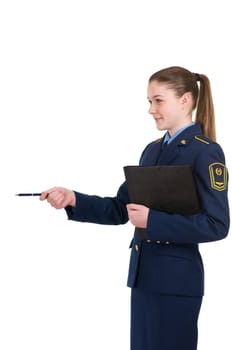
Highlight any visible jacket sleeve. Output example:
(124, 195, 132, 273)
(64, 181, 129, 225)
(146, 143, 230, 244)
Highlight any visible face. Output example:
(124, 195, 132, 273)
(147, 81, 192, 136)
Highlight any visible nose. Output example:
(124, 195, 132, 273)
(148, 102, 156, 115)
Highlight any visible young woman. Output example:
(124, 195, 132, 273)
(40, 66, 230, 350)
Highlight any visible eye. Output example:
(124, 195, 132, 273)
(155, 98, 162, 104)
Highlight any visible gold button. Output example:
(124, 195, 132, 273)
(147, 240, 151, 243)
(156, 240, 161, 244)
(135, 244, 139, 252)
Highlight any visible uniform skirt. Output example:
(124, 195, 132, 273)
(131, 287, 202, 350)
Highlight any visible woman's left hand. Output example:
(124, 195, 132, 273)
(126, 203, 149, 228)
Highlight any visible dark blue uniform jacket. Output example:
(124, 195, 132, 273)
(65, 123, 230, 297)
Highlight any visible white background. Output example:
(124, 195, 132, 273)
(0, 1, 231, 349)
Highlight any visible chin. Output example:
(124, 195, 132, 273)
(156, 124, 167, 131)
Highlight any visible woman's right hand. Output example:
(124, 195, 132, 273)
(40, 187, 76, 209)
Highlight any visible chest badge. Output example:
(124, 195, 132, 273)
(209, 162, 228, 191)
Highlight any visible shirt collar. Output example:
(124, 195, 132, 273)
(164, 122, 195, 144)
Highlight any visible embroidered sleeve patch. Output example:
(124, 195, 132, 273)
(209, 162, 228, 191)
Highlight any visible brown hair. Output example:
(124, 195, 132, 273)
(149, 66, 216, 141)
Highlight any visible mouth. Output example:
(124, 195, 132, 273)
(154, 116, 163, 122)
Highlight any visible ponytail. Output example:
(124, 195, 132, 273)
(195, 74, 216, 141)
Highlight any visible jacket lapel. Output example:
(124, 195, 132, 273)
(157, 123, 203, 165)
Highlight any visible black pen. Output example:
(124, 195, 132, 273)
(15, 193, 42, 196)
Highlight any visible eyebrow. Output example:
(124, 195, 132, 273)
(147, 94, 163, 100)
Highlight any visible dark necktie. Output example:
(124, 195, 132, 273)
(162, 141, 168, 149)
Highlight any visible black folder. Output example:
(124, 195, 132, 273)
(124, 165, 201, 215)
(124, 165, 201, 240)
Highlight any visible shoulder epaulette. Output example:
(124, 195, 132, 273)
(194, 135, 213, 145)
(155, 138, 162, 143)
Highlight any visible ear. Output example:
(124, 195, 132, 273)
(180, 92, 192, 107)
